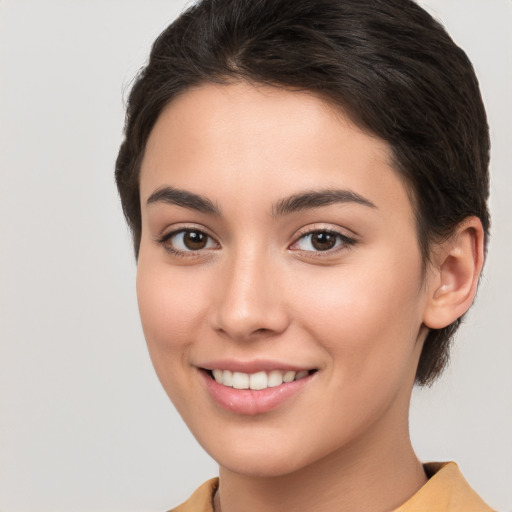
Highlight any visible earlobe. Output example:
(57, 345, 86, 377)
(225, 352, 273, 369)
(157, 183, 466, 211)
(423, 217, 485, 330)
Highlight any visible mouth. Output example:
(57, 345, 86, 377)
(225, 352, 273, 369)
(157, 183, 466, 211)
(204, 368, 317, 390)
(199, 366, 318, 415)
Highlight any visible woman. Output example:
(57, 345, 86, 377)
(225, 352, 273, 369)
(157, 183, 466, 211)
(115, 0, 493, 510)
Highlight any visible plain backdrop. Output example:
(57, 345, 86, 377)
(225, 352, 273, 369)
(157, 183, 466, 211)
(0, 0, 511, 511)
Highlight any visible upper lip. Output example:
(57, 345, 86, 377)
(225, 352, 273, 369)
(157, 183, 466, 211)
(197, 359, 316, 374)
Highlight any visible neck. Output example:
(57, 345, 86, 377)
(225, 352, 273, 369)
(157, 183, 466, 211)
(215, 405, 426, 512)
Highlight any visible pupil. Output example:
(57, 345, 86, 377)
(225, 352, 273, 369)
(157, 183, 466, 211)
(184, 231, 207, 250)
(311, 232, 336, 251)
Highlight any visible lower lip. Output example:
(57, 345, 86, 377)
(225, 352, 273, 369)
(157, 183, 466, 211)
(201, 371, 314, 416)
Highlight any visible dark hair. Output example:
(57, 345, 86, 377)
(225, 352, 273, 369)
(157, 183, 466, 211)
(115, 0, 490, 385)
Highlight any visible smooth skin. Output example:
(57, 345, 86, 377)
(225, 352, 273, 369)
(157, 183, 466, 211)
(136, 82, 484, 512)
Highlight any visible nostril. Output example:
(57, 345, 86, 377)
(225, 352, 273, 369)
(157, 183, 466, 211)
(253, 328, 270, 335)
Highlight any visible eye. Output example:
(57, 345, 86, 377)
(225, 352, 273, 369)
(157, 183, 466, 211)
(160, 228, 219, 254)
(291, 230, 355, 252)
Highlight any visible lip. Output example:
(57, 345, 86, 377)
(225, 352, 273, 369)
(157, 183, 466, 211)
(198, 363, 316, 416)
(199, 358, 312, 374)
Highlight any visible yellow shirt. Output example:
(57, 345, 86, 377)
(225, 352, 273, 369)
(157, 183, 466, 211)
(170, 462, 494, 512)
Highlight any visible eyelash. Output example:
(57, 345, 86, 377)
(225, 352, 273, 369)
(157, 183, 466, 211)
(156, 226, 357, 258)
(157, 227, 219, 259)
(290, 228, 357, 257)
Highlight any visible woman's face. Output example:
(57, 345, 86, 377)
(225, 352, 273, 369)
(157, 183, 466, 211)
(137, 82, 432, 477)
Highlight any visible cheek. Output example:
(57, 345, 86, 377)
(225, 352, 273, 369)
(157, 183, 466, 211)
(135, 260, 210, 375)
(292, 254, 424, 380)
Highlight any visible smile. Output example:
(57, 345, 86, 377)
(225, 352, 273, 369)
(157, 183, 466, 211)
(210, 369, 313, 390)
(201, 367, 317, 415)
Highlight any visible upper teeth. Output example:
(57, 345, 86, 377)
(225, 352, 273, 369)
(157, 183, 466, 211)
(211, 369, 310, 390)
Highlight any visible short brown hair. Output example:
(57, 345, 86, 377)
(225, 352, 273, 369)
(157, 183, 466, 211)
(115, 0, 490, 385)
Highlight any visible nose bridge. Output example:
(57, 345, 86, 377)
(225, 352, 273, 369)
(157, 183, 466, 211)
(210, 243, 288, 339)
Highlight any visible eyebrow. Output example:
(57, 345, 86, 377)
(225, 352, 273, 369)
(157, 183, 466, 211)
(146, 185, 376, 217)
(271, 188, 376, 217)
(146, 186, 222, 216)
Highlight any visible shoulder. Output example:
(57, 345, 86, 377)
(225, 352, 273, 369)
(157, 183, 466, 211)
(167, 465, 494, 512)
(168, 478, 219, 512)
(394, 462, 495, 512)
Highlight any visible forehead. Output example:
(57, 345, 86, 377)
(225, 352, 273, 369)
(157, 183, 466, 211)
(140, 82, 413, 222)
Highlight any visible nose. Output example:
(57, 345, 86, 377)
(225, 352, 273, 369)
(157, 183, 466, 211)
(209, 250, 290, 341)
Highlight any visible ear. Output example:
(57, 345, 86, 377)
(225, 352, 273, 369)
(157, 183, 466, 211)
(423, 217, 485, 330)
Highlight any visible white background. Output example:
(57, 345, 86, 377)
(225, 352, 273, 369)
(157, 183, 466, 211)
(0, 0, 510, 510)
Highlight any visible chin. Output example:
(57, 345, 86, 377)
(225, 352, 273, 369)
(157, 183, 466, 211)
(195, 425, 336, 479)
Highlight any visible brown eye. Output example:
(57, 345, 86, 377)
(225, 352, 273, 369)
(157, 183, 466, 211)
(310, 232, 337, 251)
(183, 230, 207, 250)
(291, 229, 356, 253)
(165, 229, 218, 252)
